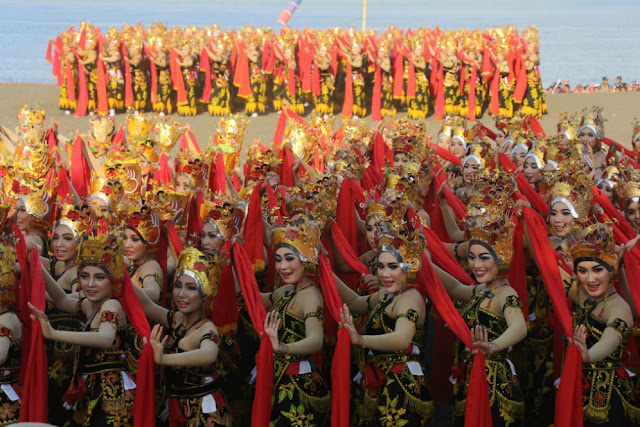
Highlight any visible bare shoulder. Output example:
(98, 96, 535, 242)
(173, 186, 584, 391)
(140, 259, 162, 275)
(606, 296, 634, 327)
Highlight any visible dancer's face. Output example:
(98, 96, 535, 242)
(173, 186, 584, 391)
(495, 130, 506, 146)
(123, 228, 148, 262)
(626, 200, 640, 233)
(511, 147, 527, 168)
(200, 222, 222, 256)
(14, 199, 30, 231)
(576, 260, 609, 299)
(596, 181, 614, 202)
(579, 128, 598, 151)
(175, 174, 194, 194)
(173, 274, 203, 315)
(522, 157, 542, 184)
(79, 265, 112, 304)
(90, 197, 109, 218)
(462, 158, 480, 183)
(468, 243, 498, 284)
(449, 139, 466, 158)
(275, 248, 304, 285)
(52, 224, 78, 262)
(549, 202, 575, 238)
(437, 134, 451, 150)
(377, 251, 405, 294)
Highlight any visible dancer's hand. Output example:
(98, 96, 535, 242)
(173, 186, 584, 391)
(28, 302, 54, 340)
(264, 311, 286, 354)
(143, 324, 168, 365)
(470, 324, 496, 356)
(340, 304, 363, 346)
(568, 324, 589, 362)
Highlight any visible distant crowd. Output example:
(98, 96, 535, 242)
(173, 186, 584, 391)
(546, 76, 640, 93)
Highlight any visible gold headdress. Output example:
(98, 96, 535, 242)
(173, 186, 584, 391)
(89, 115, 116, 156)
(465, 174, 516, 276)
(618, 175, 640, 210)
(56, 203, 94, 241)
(596, 166, 621, 191)
(150, 117, 184, 154)
(0, 236, 17, 305)
(149, 188, 191, 233)
(77, 234, 124, 295)
(89, 175, 124, 215)
(548, 170, 593, 223)
(17, 105, 46, 130)
(440, 115, 465, 138)
(286, 177, 339, 229)
(27, 144, 55, 179)
(103, 157, 142, 199)
(175, 247, 222, 315)
(213, 115, 248, 174)
(200, 193, 239, 241)
(17, 180, 56, 232)
(378, 225, 426, 274)
(579, 106, 605, 140)
(382, 161, 420, 203)
(462, 144, 487, 169)
(125, 114, 152, 146)
(567, 221, 617, 271)
(271, 216, 321, 264)
(175, 151, 210, 191)
(120, 203, 161, 251)
(557, 112, 581, 141)
(525, 141, 547, 169)
(451, 125, 468, 149)
(244, 144, 281, 183)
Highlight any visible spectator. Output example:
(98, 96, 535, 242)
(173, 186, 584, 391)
(597, 76, 613, 92)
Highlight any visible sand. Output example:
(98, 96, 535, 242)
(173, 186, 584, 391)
(1, 82, 639, 152)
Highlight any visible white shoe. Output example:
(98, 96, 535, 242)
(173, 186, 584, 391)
(304, 102, 309, 107)
(352, 115, 359, 119)
(65, 110, 71, 115)
(89, 111, 94, 116)
(251, 113, 258, 118)
(277, 110, 282, 115)
(159, 112, 165, 117)
(109, 109, 115, 117)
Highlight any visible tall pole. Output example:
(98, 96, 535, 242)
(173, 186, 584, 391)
(362, 0, 367, 32)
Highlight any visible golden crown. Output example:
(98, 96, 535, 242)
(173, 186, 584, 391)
(286, 177, 339, 229)
(440, 115, 466, 137)
(271, 216, 321, 264)
(175, 248, 222, 309)
(77, 234, 124, 293)
(466, 207, 515, 273)
(567, 221, 617, 270)
(17, 180, 56, 231)
(150, 117, 184, 154)
(382, 162, 420, 203)
(149, 188, 191, 232)
(557, 112, 581, 141)
(200, 193, 238, 241)
(56, 203, 94, 241)
(175, 151, 210, 190)
(103, 157, 142, 198)
(17, 105, 46, 130)
(548, 170, 592, 223)
(120, 203, 161, 249)
(89, 175, 124, 213)
(618, 179, 640, 210)
(125, 113, 152, 145)
(579, 106, 605, 140)
(245, 144, 281, 182)
(0, 236, 17, 305)
(378, 226, 426, 274)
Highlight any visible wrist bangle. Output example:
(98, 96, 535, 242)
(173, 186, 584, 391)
(359, 335, 366, 348)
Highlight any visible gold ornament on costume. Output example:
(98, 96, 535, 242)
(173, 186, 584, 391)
(0, 236, 17, 305)
(77, 234, 124, 294)
(27, 144, 55, 179)
(175, 247, 222, 307)
(201, 193, 238, 241)
(89, 174, 124, 214)
(244, 143, 281, 182)
(271, 216, 321, 264)
(89, 115, 116, 157)
(439, 115, 465, 137)
(548, 170, 593, 223)
(567, 221, 617, 271)
(103, 157, 142, 198)
(382, 162, 420, 203)
(17, 105, 46, 130)
(618, 174, 640, 210)
(56, 203, 94, 241)
(463, 144, 487, 169)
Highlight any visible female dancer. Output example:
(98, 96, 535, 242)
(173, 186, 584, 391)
(30, 234, 135, 426)
(435, 197, 527, 426)
(243, 215, 331, 425)
(337, 220, 434, 426)
(567, 222, 640, 425)
(0, 241, 22, 426)
(15, 182, 56, 256)
(41, 205, 86, 424)
(135, 247, 233, 426)
(100, 34, 124, 116)
(122, 206, 163, 303)
(204, 41, 231, 116)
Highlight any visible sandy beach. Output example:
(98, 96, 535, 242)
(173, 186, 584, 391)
(1, 82, 639, 152)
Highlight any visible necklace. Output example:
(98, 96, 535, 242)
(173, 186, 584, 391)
(295, 282, 315, 293)
(482, 282, 508, 309)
